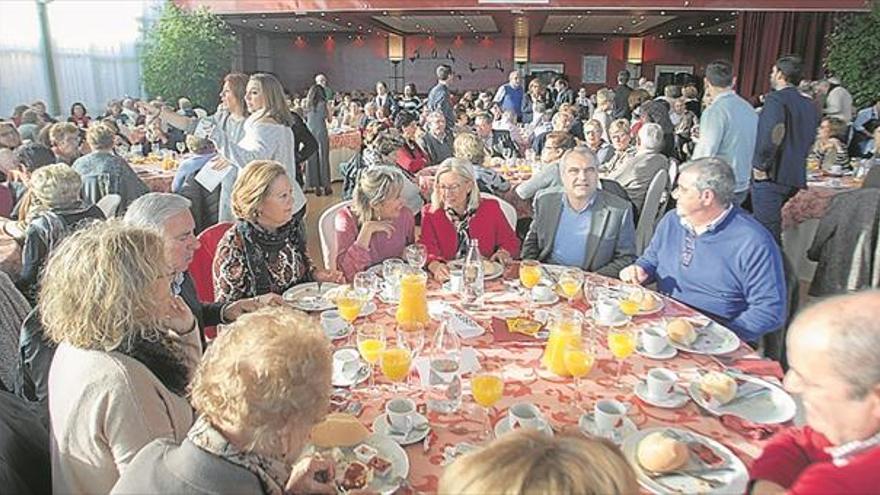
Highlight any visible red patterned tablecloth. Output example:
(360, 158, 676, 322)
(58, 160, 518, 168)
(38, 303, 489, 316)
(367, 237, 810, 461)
(330, 129, 362, 150)
(334, 270, 776, 493)
(416, 163, 535, 220)
(781, 175, 860, 230)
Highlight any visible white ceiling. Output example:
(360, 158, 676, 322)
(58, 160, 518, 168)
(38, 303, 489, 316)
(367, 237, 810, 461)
(373, 15, 498, 34)
(542, 14, 674, 35)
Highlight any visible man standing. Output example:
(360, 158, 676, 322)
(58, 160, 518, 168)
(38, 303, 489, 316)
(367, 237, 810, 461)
(428, 64, 455, 131)
(315, 73, 334, 102)
(620, 157, 785, 343)
(493, 71, 524, 121)
(522, 147, 636, 277)
(420, 111, 454, 166)
(749, 291, 880, 494)
(553, 77, 576, 109)
(692, 59, 758, 205)
(752, 55, 819, 244)
(612, 70, 633, 120)
(373, 81, 399, 117)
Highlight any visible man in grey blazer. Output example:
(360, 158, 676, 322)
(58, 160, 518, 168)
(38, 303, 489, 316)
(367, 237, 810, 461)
(522, 147, 637, 277)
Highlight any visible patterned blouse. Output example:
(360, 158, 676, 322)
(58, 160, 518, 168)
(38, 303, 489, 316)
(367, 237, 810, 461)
(212, 220, 313, 303)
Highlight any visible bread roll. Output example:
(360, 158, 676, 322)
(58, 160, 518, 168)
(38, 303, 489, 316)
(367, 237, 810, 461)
(637, 432, 690, 473)
(638, 293, 659, 312)
(310, 413, 370, 448)
(667, 318, 697, 345)
(699, 371, 738, 405)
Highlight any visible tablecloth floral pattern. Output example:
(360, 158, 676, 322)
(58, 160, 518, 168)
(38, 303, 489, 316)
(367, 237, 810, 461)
(781, 176, 859, 231)
(329, 129, 363, 151)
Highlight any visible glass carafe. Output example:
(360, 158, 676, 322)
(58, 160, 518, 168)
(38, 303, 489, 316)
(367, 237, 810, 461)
(395, 267, 429, 331)
(541, 309, 585, 376)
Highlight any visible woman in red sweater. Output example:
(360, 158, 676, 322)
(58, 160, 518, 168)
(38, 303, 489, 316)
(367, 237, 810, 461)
(421, 158, 519, 281)
(395, 111, 429, 175)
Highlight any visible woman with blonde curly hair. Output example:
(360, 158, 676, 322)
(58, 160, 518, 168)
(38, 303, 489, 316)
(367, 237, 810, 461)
(334, 165, 415, 280)
(43, 220, 199, 494)
(111, 306, 335, 494)
(439, 429, 638, 495)
(213, 160, 342, 303)
(15, 163, 104, 302)
(420, 157, 519, 281)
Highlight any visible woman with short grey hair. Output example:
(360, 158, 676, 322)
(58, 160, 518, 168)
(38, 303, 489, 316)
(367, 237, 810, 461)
(334, 165, 416, 281)
(605, 122, 669, 218)
(420, 157, 520, 281)
(16, 163, 104, 302)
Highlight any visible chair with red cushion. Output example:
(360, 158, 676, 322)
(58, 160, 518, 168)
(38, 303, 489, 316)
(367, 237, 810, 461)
(188, 222, 233, 342)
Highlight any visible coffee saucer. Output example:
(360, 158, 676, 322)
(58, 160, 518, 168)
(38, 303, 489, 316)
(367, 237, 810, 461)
(579, 413, 638, 444)
(635, 342, 678, 360)
(494, 415, 554, 438)
(634, 380, 689, 409)
(331, 350, 370, 388)
(532, 294, 560, 306)
(372, 412, 430, 446)
(591, 309, 632, 327)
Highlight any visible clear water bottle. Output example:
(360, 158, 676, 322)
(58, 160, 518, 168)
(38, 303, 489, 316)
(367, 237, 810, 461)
(427, 320, 462, 414)
(460, 239, 484, 307)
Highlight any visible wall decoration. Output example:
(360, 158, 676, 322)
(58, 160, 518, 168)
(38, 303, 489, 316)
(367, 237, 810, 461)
(468, 59, 505, 73)
(582, 55, 607, 85)
(527, 63, 564, 76)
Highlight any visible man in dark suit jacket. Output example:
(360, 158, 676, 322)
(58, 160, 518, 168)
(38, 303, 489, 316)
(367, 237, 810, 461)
(427, 64, 455, 130)
(373, 81, 399, 117)
(554, 77, 576, 109)
(474, 112, 519, 158)
(613, 70, 633, 120)
(752, 55, 819, 244)
(522, 147, 637, 277)
(123, 193, 282, 343)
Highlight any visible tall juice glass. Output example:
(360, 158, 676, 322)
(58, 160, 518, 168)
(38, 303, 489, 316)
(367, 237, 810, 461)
(563, 340, 595, 415)
(519, 260, 542, 315)
(607, 326, 636, 389)
(471, 372, 504, 442)
(357, 324, 386, 397)
(380, 344, 413, 394)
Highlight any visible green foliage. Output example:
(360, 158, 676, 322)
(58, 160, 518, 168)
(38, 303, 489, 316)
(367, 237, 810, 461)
(141, 2, 235, 110)
(824, 7, 880, 107)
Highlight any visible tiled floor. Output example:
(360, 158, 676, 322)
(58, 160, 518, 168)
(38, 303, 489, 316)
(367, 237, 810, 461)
(303, 185, 344, 271)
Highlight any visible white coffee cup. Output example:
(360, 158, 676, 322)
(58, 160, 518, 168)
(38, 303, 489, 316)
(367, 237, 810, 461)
(531, 284, 553, 302)
(449, 269, 463, 292)
(508, 402, 545, 430)
(646, 368, 677, 400)
(321, 310, 348, 337)
(594, 399, 627, 433)
(641, 327, 669, 354)
(333, 348, 360, 380)
(386, 397, 416, 433)
(595, 298, 621, 323)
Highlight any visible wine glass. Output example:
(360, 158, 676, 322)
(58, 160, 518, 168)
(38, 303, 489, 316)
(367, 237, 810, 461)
(558, 268, 584, 305)
(471, 370, 504, 442)
(563, 339, 595, 416)
(519, 260, 542, 315)
(353, 271, 379, 301)
(396, 323, 426, 389)
(382, 258, 405, 301)
(175, 141, 186, 154)
(380, 340, 413, 394)
(337, 287, 367, 326)
(356, 324, 386, 397)
(404, 244, 427, 270)
(607, 325, 637, 389)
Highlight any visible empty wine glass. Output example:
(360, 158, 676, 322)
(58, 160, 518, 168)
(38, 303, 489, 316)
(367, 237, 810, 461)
(404, 244, 427, 270)
(353, 271, 379, 301)
(175, 141, 186, 154)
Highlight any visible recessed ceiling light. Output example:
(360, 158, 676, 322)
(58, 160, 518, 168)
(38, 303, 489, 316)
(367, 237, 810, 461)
(241, 19, 247, 23)
(258, 22, 264, 27)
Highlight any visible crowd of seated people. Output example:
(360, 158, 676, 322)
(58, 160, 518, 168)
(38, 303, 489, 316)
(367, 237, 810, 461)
(2, 54, 880, 494)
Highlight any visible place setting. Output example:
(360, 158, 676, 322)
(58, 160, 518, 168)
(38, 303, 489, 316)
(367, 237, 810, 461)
(371, 398, 431, 446)
(664, 317, 741, 356)
(579, 399, 639, 444)
(636, 325, 678, 360)
(634, 367, 690, 409)
(282, 282, 341, 312)
(688, 370, 797, 425)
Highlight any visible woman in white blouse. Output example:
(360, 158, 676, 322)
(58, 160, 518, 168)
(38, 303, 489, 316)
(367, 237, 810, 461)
(211, 73, 306, 224)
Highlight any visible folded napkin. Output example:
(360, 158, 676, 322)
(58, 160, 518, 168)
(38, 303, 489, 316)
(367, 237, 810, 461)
(731, 359, 784, 380)
(413, 347, 481, 387)
(490, 317, 539, 343)
(721, 414, 787, 440)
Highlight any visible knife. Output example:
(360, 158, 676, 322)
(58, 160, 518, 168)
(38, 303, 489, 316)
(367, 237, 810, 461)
(722, 386, 771, 407)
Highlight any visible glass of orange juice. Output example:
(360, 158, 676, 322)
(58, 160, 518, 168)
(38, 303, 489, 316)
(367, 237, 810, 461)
(380, 342, 413, 394)
(558, 268, 584, 305)
(471, 370, 504, 441)
(607, 326, 636, 389)
(357, 324, 385, 396)
(563, 340, 595, 415)
(337, 287, 367, 324)
(519, 260, 542, 314)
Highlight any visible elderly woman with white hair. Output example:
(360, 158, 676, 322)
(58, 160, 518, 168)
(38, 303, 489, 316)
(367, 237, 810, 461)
(15, 163, 104, 302)
(334, 166, 415, 281)
(111, 306, 335, 494)
(604, 122, 669, 218)
(420, 158, 520, 281)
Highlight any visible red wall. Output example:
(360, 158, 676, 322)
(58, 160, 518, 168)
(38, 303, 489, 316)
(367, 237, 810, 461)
(270, 33, 733, 95)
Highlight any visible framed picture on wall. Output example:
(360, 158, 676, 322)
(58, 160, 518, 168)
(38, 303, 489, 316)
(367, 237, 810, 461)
(528, 63, 564, 76)
(582, 55, 607, 85)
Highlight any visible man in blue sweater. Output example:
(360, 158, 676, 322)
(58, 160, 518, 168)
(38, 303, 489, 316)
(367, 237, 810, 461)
(620, 157, 786, 343)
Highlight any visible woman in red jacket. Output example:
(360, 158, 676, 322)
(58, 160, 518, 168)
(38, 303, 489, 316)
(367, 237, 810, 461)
(421, 157, 519, 281)
(395, 111, 429, 174)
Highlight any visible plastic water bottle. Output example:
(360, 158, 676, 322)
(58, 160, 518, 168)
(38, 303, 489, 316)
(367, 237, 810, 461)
(460, 239, 484, 307)
(427, 321, 462, 413)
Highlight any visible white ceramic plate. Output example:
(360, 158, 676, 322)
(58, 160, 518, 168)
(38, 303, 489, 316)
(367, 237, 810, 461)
(688, 373, 796, 424)
(305, 434, 410, 495)
(448, 259, 504, 280)
(372, 412, 430, 446)
(635, 342, 678, 360)
(669, 321, 740, 355)
(621, 427, 748, 495)
(591, 308, 632, 327)
(283, 282, 340, 312)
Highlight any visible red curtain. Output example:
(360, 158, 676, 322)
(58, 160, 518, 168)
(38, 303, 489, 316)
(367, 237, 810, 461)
(733, 12, 838, 104)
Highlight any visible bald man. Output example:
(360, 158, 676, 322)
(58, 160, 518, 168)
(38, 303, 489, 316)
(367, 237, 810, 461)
(493, 71, 524, 121)
(750, 290, 880, 494)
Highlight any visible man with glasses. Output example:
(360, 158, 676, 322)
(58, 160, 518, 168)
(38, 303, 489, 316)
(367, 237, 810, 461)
(620, 157, 785, 343)
(522, 147, 636, 277)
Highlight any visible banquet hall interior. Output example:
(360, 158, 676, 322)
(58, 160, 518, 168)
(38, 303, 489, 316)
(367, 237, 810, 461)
(1, 0, 879, 493)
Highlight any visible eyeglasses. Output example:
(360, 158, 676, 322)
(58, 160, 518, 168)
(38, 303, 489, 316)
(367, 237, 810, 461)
(681, 231, 696, 267)
(437, 182, 465, 193)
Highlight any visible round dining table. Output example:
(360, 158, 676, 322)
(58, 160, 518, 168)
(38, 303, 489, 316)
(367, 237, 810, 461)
(329, 267, 785, 494)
